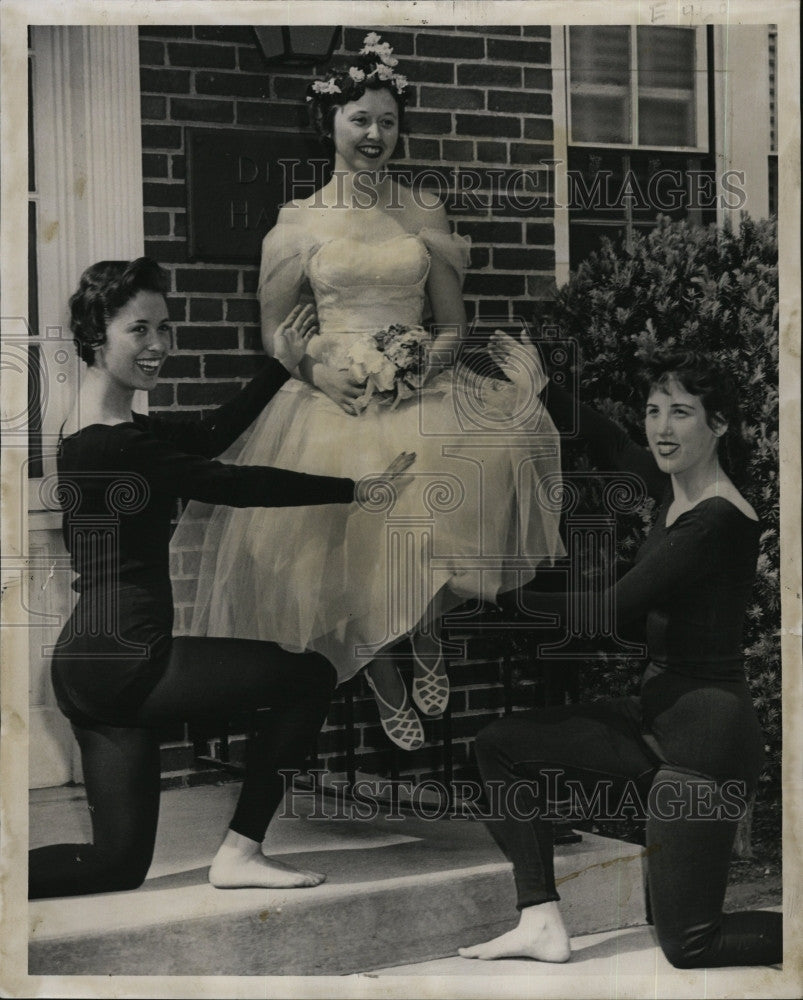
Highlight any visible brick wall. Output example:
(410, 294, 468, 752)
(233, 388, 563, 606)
(139, 23, 557, 786)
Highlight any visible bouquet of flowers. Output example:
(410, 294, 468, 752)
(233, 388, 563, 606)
(346, 324, 432, 410)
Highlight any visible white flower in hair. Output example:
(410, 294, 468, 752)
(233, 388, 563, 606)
(349, 66, 366, 82)
(361, 33, 398, 66)
(393, 74, 408, 93)
(311, 79, 342, 96)
(374, 63, 395, 82)
(363, 31, 381, 47)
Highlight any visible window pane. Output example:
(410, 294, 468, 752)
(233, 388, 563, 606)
(637, 27, 696, 89)
(638, 96, 695, 147)
(570, 26, 631, 86)
(572, 93, 631, 144)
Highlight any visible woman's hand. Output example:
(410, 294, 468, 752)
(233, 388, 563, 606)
(273, 304, 319, 372)
(354, 451, 417, 507)
(312, 364, 368, 416)
(488, 330, 549, 395)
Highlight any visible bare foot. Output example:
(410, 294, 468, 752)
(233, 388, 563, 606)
(209, 830, 325, 889)
(458, 902, 571, 963)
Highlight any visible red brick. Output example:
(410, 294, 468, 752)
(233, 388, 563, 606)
(142, 153, 168, 179)
(475, 299, 513, 320)
(144, 211, 171, 237)
(487, 38, 550, 64)
(196, 71, 270, 99)
(476, 140, 509, 164)
(139, 39, 165, 66)
(226, 298, 260, 323)
(173, 213, 187, 238)
(523, 26, 553, 39)
(273, 77, 311, 102)
(407, 61, 455, 85)
(407, 137, 441, 160)
(458, 63, 521, 88)
(144, 240, 188, 264)
(176, 381, 235, 405)
(140, 68, 191, 94)
(526, 222, 556, 245)
(168, 42, 236, 69)
(468, 247, 490, 269)
(148, 382, 174, 408)
(524, 67, 554, 91)
(416, 33, 484, 59)
(204, 354, 264, 378)
(527, 274, 559, 299)
(402, 110, 453, 136)
(189, 298, 224, 322)
(141, 95, 166, 121)
(524, 118, 554, 141)
(493, 247, 556, 271)
(465, 273, 527, 296)
(511, 142, 555, 165)
(167, 296, 187, 320)
(160, 354, 201, 379)
(171, 155, 186, 180)
(170, 97, 234, 124)
(456, 113, 521, 139)
(141, 124, 183, 150)
(175, 268, 239, 293)
(442, 139, 475, 162)
(237, 101, 305, 128)
(237, 46, 270, 74)
(242, 326, 262, 351)
(194, 26, 255, 44)
(462, 219, 525, 245)
(420, 86, 484, 111)
(242, 270, 260, 293)
(489, 90, 552, 116)
(175, 325, 238, 351)
(144, 182, 185, 208)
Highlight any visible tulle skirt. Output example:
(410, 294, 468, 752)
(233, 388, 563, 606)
(173, 369, 564, 683)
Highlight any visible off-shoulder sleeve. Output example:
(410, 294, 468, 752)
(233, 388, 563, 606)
(418, 227, 471, 285)
(257, 214, 318, 303)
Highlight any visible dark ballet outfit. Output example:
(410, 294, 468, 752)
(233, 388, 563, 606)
(474, 385, 782, 968)
(29, 359, 355, 899)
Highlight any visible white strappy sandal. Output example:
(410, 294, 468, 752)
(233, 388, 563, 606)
(365, 671, 424, 752)
(411, 634, 450, 717)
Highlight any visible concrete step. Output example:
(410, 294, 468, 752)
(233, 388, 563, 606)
(29, 781, 648, 976)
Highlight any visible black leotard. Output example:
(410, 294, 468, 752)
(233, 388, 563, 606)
(52, 358, 355, 726)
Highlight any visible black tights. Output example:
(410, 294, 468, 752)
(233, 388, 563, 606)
(474, 701, 782, 969)
(29, 637, 336, 899)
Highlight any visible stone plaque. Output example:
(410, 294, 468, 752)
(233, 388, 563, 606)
(186, 127, 331, 263)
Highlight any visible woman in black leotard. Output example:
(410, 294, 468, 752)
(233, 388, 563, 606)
(28, 258, 413, 899)
(459, 334, 782, 969)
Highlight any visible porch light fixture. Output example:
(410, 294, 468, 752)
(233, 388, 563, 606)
(253, 26, 342, 66)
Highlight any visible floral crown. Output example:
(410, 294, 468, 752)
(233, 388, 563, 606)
(306, 32, 409, 103)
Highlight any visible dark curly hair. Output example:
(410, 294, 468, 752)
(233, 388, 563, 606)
(307, 52, 408, 151)
(69, 257, 169, 366)
(641, 347, 749, 481)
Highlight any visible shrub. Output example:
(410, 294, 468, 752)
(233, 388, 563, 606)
(539, 214, 781, 810)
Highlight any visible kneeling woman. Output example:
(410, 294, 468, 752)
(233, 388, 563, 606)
(29, 258, 412, 899)
(460, 337, 782, 968)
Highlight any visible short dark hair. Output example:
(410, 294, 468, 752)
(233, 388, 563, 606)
(307, 54, 408, 151)
(69, 257, 169, 366)
(642, 347, 749, 479)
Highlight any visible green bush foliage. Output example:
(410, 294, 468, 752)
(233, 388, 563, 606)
(540, 214, 780, 809)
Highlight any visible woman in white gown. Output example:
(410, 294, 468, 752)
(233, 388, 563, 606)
(176, 34, 563, 750)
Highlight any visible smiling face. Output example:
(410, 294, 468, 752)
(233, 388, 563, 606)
(645, 376, 726, 477)
(95, 290, 171, 392)
(331, 88, 400, 175)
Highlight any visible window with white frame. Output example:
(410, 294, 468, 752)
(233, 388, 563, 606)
(563, 25, 716, 269)
(568, 25, 708, 151)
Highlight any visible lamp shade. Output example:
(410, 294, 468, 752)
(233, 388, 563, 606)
(253, 26, 341, 66)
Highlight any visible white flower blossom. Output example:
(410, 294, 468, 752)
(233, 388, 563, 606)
(393, 75, 408, 94)
(374, 63, 394, 82)
(362, 32, 381, 48)
(348, 67, 366, 82)
(311, 79, 342, 96)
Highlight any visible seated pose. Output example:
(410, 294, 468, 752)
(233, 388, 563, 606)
(459, 335, 782, 968)
(28, 258, 412, 899)
(172, 34, 563, 752)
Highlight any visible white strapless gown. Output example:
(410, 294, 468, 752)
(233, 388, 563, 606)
(173, 226, 563, 682)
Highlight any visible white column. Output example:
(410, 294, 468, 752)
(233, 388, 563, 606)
(29, 26, 145, 788)
(713, 25, 771, 228)
(550, 25, 570, 290)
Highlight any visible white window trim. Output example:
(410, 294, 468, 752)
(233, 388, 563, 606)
(566, 25, 709, 153)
